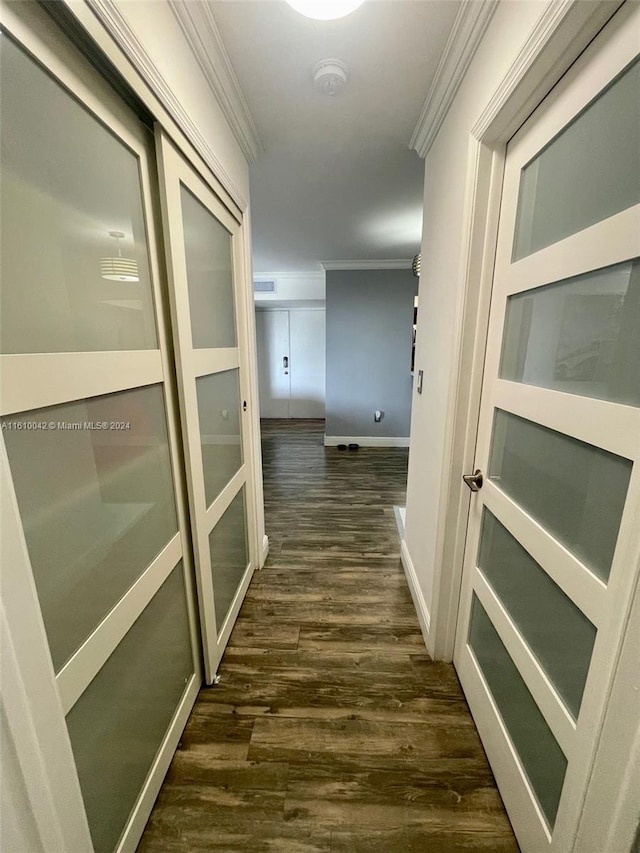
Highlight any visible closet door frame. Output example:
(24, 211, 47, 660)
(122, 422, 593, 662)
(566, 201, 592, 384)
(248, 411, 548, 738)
(0, 3, 202, 851)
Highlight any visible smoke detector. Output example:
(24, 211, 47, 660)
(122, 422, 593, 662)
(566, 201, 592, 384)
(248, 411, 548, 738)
(313, 59, 348, 96)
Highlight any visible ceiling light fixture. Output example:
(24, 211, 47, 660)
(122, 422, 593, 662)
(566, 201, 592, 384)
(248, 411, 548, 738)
(313, 59, 348, 96)
(286, 0, 366, 21)
(100, 230, 140, 282)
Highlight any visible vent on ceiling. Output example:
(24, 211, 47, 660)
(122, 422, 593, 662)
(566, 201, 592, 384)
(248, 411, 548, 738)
(254, 279, 277, 294)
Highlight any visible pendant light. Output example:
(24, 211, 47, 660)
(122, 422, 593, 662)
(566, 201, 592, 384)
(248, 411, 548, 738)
(100, 230, 140, 282)
(286, 0, 366, 21)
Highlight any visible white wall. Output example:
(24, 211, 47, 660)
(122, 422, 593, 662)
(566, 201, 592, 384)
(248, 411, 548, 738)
(404, 1, 548, 628)
(113, 1, 250, 202)
(254, 271, 326, 303)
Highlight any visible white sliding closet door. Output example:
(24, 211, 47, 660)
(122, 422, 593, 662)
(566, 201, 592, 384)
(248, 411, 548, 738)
(0, 4, 201, 852)
(156, 131, 257, 683)
(454, 5, 640, 852)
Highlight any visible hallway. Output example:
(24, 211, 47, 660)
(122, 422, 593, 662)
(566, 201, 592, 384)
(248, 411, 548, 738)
(138, 420, 518, 853)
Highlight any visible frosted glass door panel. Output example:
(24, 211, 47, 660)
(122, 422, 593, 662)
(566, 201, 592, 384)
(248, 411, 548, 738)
(196, 370, 243, 508)
(180, 185, 236, 350)
(0, 34, 157, 354)
(2, 385, 177, 671)
(513, 58, 640, 260)
(500, 260, 640, 406)
(209, 488, 248, 632)
(66, 564, 193, 853)
(469, 596, 568, 827)
(478, 511, 596, 718)
(488, 410, 631, 581)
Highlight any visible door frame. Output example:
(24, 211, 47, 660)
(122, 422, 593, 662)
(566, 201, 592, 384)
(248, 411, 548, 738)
(424, 0, 625, 662)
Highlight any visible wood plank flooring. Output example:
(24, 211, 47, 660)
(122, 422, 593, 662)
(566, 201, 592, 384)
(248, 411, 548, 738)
(138, 419, 519, 853)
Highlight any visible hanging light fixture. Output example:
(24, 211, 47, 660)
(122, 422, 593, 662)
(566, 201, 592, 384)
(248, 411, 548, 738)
(100, 230, 140, 282)
(286, 0, 366, 21)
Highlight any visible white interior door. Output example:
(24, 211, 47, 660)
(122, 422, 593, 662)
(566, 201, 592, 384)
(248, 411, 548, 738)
(156, 130, 257, 684)
(0, 5, 201, 851)
(289, 309, 326, 418)
(256, 309, 291, 418)
(454, 5, 640, 852)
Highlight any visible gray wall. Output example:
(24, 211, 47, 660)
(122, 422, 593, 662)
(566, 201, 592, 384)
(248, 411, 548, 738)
(326, 270, 417, 438)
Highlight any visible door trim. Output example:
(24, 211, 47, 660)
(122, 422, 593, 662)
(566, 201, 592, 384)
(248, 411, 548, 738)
(423, 0, 625, 663)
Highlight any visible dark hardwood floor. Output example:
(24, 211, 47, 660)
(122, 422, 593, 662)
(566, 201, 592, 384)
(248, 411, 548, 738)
(138, 419, 519, 853)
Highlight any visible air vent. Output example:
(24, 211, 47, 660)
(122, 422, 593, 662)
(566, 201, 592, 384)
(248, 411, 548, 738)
(254, 279, 277, 294)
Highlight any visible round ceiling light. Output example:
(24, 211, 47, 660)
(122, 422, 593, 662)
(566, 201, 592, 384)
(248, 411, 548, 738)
(313, 59, 348, 96)
(286, 0, 366, 21)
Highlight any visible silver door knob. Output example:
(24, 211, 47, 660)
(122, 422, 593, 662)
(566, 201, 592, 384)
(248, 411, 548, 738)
(463, 470, 483, 492)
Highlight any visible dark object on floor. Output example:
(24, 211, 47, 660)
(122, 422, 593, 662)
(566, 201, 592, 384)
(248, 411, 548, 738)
(348, 443, 359, 451)
(337, 444, 347, 451)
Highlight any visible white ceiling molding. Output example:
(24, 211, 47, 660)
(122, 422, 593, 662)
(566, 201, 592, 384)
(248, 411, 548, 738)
(168, 1, 263, 163)
(321, 259, 412, 271)
(409, 0, 499, 158)
(85, 0, 247, 212)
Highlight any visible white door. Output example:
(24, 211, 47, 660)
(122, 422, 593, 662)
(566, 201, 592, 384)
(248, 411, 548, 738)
(156, 131, 258, 683)
(289, 309, 326, 418)
(455, 5, 640, 853)
(0, 5, 201, 851)
(256, 309, 291, 418)
(256, 308, 326, 419)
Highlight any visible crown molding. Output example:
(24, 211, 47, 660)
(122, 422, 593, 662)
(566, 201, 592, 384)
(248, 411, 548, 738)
(168, 1, 263, 164)
(472, 0, 624, 143)
(85, 0, 247, 211)
(409, 0, 499, 159)
(321, 259, 412, 271)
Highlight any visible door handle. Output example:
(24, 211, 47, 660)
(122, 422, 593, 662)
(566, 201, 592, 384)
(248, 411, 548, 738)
(462, 469, 483, 492)
(283, 356, 288, 368)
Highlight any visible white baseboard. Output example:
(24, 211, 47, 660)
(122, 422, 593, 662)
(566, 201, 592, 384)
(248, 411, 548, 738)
(400, 539, 431, 648)
(260, 534, 269, 567)
(393, 505, 406, 538)
(324, 435, 410, 448)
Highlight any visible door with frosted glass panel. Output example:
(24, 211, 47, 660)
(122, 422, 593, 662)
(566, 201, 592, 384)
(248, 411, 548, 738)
(156, 130, 257, 682)
(0, 5, 200, 853)
(454, 5, 640, 852)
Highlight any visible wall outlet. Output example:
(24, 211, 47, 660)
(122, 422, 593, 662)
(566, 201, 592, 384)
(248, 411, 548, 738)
(374, 410, 384, 422)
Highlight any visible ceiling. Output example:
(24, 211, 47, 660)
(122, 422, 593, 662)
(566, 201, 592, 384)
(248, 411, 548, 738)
(209, 0, 462, 273)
